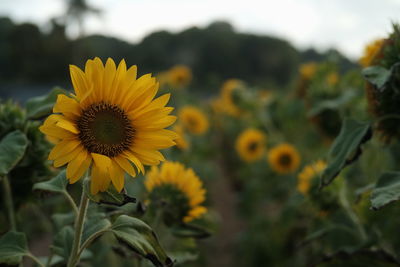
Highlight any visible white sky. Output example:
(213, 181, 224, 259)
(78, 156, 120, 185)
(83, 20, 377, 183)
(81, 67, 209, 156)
(1, 0, 400, 60)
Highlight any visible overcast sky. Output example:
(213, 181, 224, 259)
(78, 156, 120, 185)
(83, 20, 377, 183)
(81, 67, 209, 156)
(1, 0, 400, 60)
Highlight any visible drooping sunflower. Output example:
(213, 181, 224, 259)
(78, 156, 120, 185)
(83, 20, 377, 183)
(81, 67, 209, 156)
(235, 129, 266, 162)
(178, 106, 209, 135)
(359, 39, 384, 67)
(173, 124, 189, 150)
(168, 65, 192, 89)
(364, 25, 400, 142)
(145, 161, 207, 223)
(268, 143, 301, 174)
(297, 160, 326, 195)
(39, 57, 177, 194)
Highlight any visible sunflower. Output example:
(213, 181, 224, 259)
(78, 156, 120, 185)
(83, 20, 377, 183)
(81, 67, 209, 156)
(40, 57, 177, 194)
(220, 79, 246, 116)
(268, 143, 300, 174)
(178, 106, 209, 135)
(168, 65, 192, 89)
(145, 161, 207, 223)
(173, 124, 189, 150)
(235, 129, 266, 162)
(299, 62, 317, 80)
(297, 160, 326, 195)
(359, 39, 384, 67)
(326, 72, 339, 86)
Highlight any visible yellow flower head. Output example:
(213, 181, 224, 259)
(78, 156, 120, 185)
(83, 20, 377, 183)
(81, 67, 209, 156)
(173, 124, 189, 150)
(268, 143, 301, 174)
(297, 160, 326, 195)
(178, 106, 209, 135)
(359, 39, 384, 67)
(168, 65, 192, 89)
(145, 161, 207, 223)
(235, 129, 266, 162)
(40, 57, 177, 194)
(220, 79, 246, 116)
(326, 72, 339, 86)
(299, 62, 317, 80)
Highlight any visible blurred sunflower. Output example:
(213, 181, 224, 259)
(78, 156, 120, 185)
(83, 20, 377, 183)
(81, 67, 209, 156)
(299, 62, 317, 80)
(145, 161, 207, 223)
(268, 143, 300, 174)
(220, 79, 246, 116)
(168, 65, 192, 89)
(297, 160, 326, 195)
(235, 129, 266, 162)
(178, 106, 209, 135)
(40, 57, 177, 194)
(326, 72, 339, 86)
(363, 26, 400, 142)
(359, 39, 384, 67)
(173, 124, 189, 150)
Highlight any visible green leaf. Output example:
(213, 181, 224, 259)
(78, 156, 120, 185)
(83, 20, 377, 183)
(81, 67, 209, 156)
(0, 231, 28, 265)
(370, 172, 400, 210)
(52, 226, 74, 261)
(111, 215, 173, 267)
(52, 212, 75, 230)
(0, 130, 28, 176)
(307, 90, 356, 117)
(171, 223, 211, 239)
(81, 213, 111, 246)
(52, 226, 93, 264)
(362, 66, 391, 90)
(83, 179, 136, 206)
(320, 118, 372, 188)
(33, 170, 68, 194)
(25, 87, 67, 119)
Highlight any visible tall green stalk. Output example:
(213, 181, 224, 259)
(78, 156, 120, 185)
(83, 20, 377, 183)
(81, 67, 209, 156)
(2, 175, 16, 231)
(67, 190, 89, 267)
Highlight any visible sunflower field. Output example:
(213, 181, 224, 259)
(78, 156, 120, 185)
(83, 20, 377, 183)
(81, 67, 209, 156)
(2, 4, 400, 266)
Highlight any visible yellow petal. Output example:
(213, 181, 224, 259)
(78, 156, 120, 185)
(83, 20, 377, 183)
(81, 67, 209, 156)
(48, 139, 80, 160)
(123, 150, 145, 174)
(70, 65, 89, 99)
(114, 156, 136, 177)
(56, 119, 79, 134)
(53, 145, 84, 167)
(91, 153, 111, 172)
(110, 161, 125, 192)
(53, 94, 81, 118)
(67, 150, 91, 184)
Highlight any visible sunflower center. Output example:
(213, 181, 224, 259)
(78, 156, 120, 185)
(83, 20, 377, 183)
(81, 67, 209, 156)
(77, 102, 134, 157)
(187, 117, 198, 129)
(247, 141, 258, 152)
(279, 153, 292, 167)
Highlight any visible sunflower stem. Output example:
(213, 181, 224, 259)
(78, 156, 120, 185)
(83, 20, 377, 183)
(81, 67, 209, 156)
(67, 190, 89, 267)
(63, 191, 79, 216)
(2, 175, 17, 231)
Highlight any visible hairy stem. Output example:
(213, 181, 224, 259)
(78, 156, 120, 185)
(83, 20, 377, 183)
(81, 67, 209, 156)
(67, 191, 89, 267)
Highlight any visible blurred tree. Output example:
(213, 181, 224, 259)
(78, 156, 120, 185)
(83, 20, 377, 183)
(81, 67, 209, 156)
(64, 0, 102, 37)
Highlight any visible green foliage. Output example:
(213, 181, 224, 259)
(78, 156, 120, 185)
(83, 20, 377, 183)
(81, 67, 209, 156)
(111, 215, 173, 267)
(0, 231, 28, 265)
(0, 130, 28, 176)
(362, 66, 391, 90)
(33, 169, 68, 194)
(25, 87, 67, 119)
(321, 119, 372, 188)
(370, 172, 400, 210)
